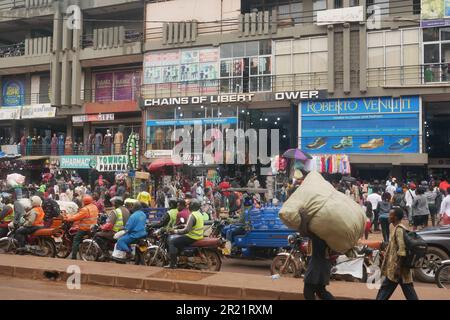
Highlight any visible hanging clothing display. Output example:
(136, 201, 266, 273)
(304, 154, 351, 175)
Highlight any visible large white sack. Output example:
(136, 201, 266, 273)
(57, 201, 79, 215)
(6, 174, 25, 187)
(279, 171, 366, 253)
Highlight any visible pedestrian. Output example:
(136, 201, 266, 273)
(404, 183, 416, 225)
(363, 201, 373, 240)
(377, 192, 392, 242)
(411, 186, 430, 231)
(376, 207, 419, 300)
(300, 210, 335, 300)
(367, 187, 382, 231)
(425, 185, 439, 227)
(439, 187, 450, 225)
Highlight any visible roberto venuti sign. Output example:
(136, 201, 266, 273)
(143, 90, 326, 107)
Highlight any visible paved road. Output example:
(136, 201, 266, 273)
(0, 275, 218, 300)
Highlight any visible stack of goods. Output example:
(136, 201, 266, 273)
(279, 171, 365, 253)
(246, 205, 290, 231)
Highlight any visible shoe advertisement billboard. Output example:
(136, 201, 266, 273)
(299, 96, 420, 154)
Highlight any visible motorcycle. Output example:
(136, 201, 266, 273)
(270, 232, 384, 283)
(146, 225, 224, 271)
(270, 233, 309, 278)
(55, 221, 78, 259)
(0, 217, 63, 258)
(78, 224, 114, 262)
(435, 259, 450, 289)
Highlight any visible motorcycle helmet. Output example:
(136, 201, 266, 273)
(168, 198, 178, 210)
(83, 195, 94, 206)
(30, 196, 42, 207)
(110, 196, 123, 207)
(189, 199, 201, 212)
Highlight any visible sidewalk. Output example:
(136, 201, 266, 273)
(0, 255, 448, 300)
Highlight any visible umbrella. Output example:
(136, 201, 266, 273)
(282, 149, 312, 161)
(147, 157, 183, 172)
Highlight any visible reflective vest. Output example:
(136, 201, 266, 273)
(79, 204, 99, 231)
(2, 204, 14, 223)
(167, 208, 178, 229)
(112, 208, 124, 232)
(32, 207, 45, 227)
(186, 211, 204, 241)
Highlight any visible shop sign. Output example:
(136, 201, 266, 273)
(2, 79, 24, 107)
(0, 107, 21, 120)
(429, 158, 450, 168)
(73, 113, 115, 123)
(274, 90, 327, 101)
(317, 6, 364, 25)
(182, 153, 203, 165)
(135, 171, 150, 180)
(21, 104, 56, 119)
(144, 94, 255, 107)
(300, 96, 421, 155)
(95, 155, 128, 172)
(144, 149, 173, 159)
(146, 117, 237, 127)
(1, 145, 19, 155)
(60, 156, 95, 169)
(421, 0, 450, 28)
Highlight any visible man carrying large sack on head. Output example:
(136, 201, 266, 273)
(279, 171, 366, 300)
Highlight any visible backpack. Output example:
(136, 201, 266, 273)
(398, 226, 428, 269)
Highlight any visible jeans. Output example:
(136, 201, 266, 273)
(116, 233, 145, 253)
(15, 226, 41, 248)
(376, 278, 418, 300)
(168, 234, 196, 267)
(406, 206, 413, 224)
(373, 211, 380, 231)
(303, 283, 335, 300)
(379, 217, 390, 242)
(71, 230, 90, 259)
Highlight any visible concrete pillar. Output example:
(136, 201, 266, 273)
(343, 23, 351, 94)
(71, 8, 83, 107)
(66, 116, 73, 139)
(51, 6, 62, 106)
(359, 2, 367, 93)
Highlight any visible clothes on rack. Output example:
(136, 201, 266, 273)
(304, 154, 351, 175)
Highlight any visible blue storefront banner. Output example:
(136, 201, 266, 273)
(2, 79, 25, 107)
(147, 117, 238, 127)
(60, 156, 95, 169)
(300, 96, 421, 154)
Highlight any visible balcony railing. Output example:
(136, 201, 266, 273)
(141, 73, 328, 99)
(0, 41, 25, 58)
(367, 64, 450, 87)
(81, 85, 141, 103)
(0, 0, 25, 11)
(81, 29, 143, 49)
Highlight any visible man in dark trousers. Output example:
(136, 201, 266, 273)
(300, 210, 335, 300)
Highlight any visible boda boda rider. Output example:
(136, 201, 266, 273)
(165, 199, 204, 269)
(15, 196, 45, 248)
(150, 198, 179, 231)
(64, 195, 99, 260)
(0, 194, 15, 238)
(96, 197, 130, 248)
(115, 202, 147, 258)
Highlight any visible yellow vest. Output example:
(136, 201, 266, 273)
(112, 208, 124, 232)
(186, 211, 204, 241)
(2, 204, 14, 222)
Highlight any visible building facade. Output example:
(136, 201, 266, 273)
(1, 0, 449, 180)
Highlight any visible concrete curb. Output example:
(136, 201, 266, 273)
(0, 258, 305, 300)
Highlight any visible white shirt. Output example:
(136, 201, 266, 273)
(367, 193, 382, 211)
(440, 195, 450, 216)
(404, 189, 416, 207)
(386, 185, 396, 197)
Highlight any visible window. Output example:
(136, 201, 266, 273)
(367, 28, 421, 86)
(274, 36, 328, 90)
(220, 40, 272, 93)
(423, 27, 450, 82)
(313, 0, 327, 21)
(244, 0, 303, 24)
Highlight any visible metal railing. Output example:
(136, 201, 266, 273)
(141, 73, 328, 98)
(367, 64, 450, 87)
(81, 85, 141, 103)
(81, 29, 143, 49)
(0, 0, 25, 11)
(0, 41, 25, 58)
(7, 143, 135, 157)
